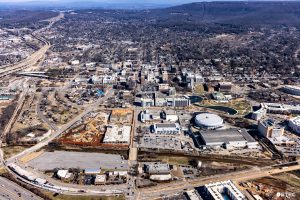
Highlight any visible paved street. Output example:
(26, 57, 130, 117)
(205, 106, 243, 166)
(137, 163, 300, 199)
(0, 177, 42, 200)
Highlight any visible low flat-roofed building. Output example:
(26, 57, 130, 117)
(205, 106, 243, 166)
(212, 92, 231, 102)
(0, 94, 14, 100)
(139, 110, 161, 123)
(84, 168, 101, 175)
(141, 97, 155, 107)
(149, 174, 172, 181)
(161, 110, 178, 122)
(57, 170, 73, 182)
(103, 125, 131, 144)
(252, 108, 267, 121)
(218, 82, 232, 93)
(152, 123, 181, 135)
(94, 174, 107, 185)
(185, 189, 203, 200)
(289, 116, 300, 134)
(170, 97, 191, 107)
(145, 163, 170, 175)
(282, 85, 300, 96)
(261, 103, 300, 114)
(205, 180, 246, 200)
(198, 129, 258, 149)
(158, 83, 169, 91)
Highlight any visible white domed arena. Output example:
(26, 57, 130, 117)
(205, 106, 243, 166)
(195, 113, 224, 129)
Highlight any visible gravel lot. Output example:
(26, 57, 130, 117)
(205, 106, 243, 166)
(28, 151, 128, 170)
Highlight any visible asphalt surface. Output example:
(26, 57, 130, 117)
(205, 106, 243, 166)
(28, 151, 128, 170)
(0, 177, 42, 200)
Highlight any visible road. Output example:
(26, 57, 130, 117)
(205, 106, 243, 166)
(0, 12, 64, 78)
(1, 79, 29, 140)
(0, 44, 50, 78)
(6, 88, 115, 164)
(0, 177, 42, 200)
(137, 162, 300, 200)
(36, 93, 59, 131)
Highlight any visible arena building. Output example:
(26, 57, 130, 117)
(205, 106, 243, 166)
(194, 113, 224, 130)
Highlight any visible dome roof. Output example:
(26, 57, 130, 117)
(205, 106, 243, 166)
(195, 113, 224, 128)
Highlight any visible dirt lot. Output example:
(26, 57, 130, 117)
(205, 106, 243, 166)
(240, 172, 300, 199)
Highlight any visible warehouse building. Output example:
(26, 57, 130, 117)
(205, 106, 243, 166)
(152, 123, 181, 135)
(144, 162, 172, 181)
(198, 128, 258, 149)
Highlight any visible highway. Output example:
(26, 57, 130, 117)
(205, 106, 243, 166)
(0, 177, 42, 200)
(0, 44, 50, 78)
(0, 12, 64, 78)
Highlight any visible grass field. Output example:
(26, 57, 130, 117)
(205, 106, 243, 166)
(2, 145, 27, 160)
(157, 156, 191, 165)
(194, 84, 205, 95)
(200, 99, 252, 115)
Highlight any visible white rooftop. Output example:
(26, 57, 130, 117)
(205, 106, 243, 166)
(103, 125, 131, 144)
(290, 116, 300, 126)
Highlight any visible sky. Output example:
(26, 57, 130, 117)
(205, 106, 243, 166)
(0, 0, 196, 3)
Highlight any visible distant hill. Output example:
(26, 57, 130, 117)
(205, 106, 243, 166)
(0, 1, 171, 10)
(150, 1, 300, 26)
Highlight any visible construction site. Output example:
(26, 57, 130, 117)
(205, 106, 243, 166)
(239, 171, 300, 199)
(56, 109, 133, 149)
(58, 112, 109, 146)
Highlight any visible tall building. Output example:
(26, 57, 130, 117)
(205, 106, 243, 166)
(258, 119, 284, 138)
(204, 180, 247, 200)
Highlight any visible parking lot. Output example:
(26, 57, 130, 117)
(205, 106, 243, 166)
(28, 151, 128, 170)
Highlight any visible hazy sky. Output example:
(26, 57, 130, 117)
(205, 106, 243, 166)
(0, 0, 197, 3)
